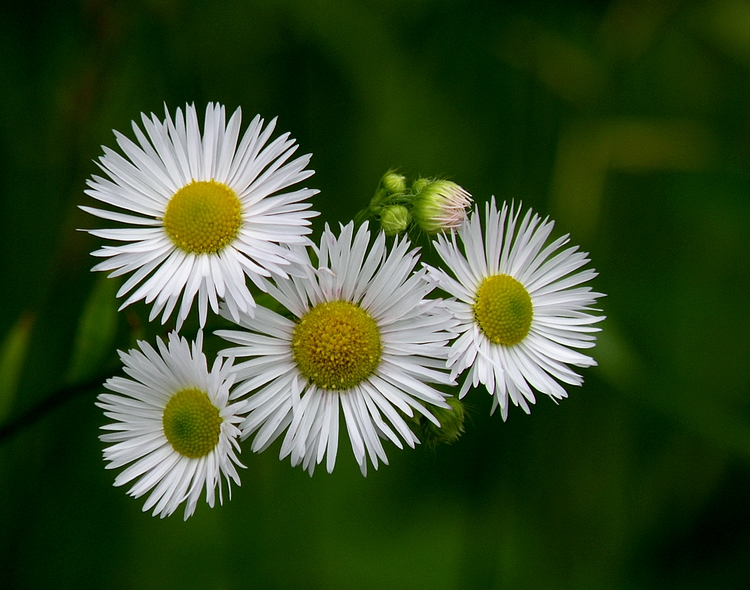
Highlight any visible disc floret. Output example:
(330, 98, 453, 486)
(162, 387, 223, 458)
(292, 300, 382, 390)
(473, 274, 533, 346)
(163, 180, 242, 255)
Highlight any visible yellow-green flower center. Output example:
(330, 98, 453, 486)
(162, 388, 222, 458)
(473, 274, 533, 346)
(292, 300, 382, 391)
(163, 180, 242, 254)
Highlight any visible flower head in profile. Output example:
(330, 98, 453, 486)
(429, 198, 604, 419)
(82, 103, 319, 329)
(412, 178, 472, 234)
(97, 331, 245, 520)
(216, 222, 456, 476)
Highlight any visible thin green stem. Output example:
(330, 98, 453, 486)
(0, 375, 107, 445)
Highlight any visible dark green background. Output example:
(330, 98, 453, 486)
(2, 0, 749, 588)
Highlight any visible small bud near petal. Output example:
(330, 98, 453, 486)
(417, 396, 466, 448)
(379, 205, 412, 236)
(412, 179, 473, 234)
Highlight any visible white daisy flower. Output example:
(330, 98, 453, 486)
(97, 331, 244, 520)
(82, 103, 319, 329)
(429, 198, 604, 420)
(216, 222, 456, 476)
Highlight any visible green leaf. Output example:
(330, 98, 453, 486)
(65, 275, 120, 384)
(0, 312, 35, 423)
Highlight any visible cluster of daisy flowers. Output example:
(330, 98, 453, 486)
(82, 103, 604, 520)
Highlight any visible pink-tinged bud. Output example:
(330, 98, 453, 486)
(413, 179, 472, 234)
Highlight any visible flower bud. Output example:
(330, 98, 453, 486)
(381, 171, 407, 195)
(411, 177, 431, 194)
(417, 396, 465, 448)
(379, 204, 411, 236)
(412, 179, 472, 234)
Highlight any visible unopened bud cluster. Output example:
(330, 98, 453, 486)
(361, 170, 473, 236)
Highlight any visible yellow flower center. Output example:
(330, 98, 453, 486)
(292, 300, 382, 391)
(473, 274, 533, 346)
(163, 180, 242, 254)
(162, 388, 222, 458)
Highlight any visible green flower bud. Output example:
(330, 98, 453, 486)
(379, 204, 411, 236)
(412, 179, 472, 234)
(381, 171, 407, 195)
(411, 177, 431, 194)
(417, 396, 465, 448)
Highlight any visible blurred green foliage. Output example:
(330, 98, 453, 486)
(1, 0, 749, 588)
